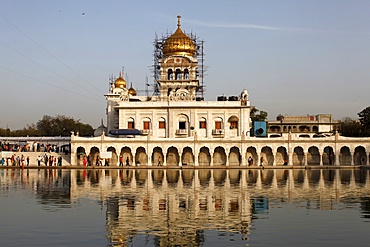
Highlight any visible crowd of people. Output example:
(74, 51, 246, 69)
(0, 141, 61, 153)
(1, 153, 62, 167)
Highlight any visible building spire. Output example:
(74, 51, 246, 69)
(177, 15, 181, 28)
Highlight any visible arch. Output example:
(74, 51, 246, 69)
(213, 146, 226, 166)
(168, 69, 173, 80)
(135, 147, 147, 166)
(307, 146, 320, 165)
(228, 116, 239, 129)
(176, 114, 189, 136)
(120, 147, 133, 166)
(107, 146, 117, 166)
(198, 147, 211, 166)
(229, 147, 240, 166)
(182, 147, 194, 166)
(152, 147, 163, 166)
(142, 117, 151, 134)
(246, 146, 257, 166)
(90, 147, 100, 166)
(299, 125, 310, 132)
(76, 146, 86, 166)
(354, 146, 366, 165)
(214, 117, 223, 130)
(166, 146, 180, 166)
(261, 146, 273, 166)
(276, 146, 287, 166)
(339, 146, 351, 165)
(127, 117, 135, 129)
(184, 68, 189, 80)
(158, 117, 166, 138)
(323, 146, 334, 165)
(175, 68, 182, 80)
(293, 146, 305, 166)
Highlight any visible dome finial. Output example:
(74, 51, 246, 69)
(177, 15, 181, 27)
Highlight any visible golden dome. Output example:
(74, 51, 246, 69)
(114, 75, 126, 88)
(128, 83, 137, 96)
(162, 16, 196, 57)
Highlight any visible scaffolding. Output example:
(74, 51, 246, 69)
(151, 31, 206, 98)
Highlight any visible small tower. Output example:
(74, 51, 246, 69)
(157, 16, 199, 101)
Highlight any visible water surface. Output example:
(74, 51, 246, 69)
(1, 168, 369, 246)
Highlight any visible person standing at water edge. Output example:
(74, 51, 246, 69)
(158, 156, 161, 166)
(248, 156, 253, 166)
(126, 157, 130, 166)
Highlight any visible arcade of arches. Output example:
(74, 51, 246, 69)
(75, 144, 370, 167)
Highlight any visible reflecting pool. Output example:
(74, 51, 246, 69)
(1, 168, 370, 246)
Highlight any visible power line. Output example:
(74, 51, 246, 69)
(0, 66, 105, 103)
(0, 12, 105, 96)
(0, 39, 103, 99)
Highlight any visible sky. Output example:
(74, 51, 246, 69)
(1, 0, 370, 130)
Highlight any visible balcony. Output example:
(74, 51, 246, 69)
(141, 129, 150, 135)
(212, 129, 224, 136)
(176, 129, 188, 136)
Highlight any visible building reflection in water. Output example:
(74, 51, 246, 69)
(69, 168, 370, 246)
(1, 168, 369, 246)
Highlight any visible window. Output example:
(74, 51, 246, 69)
(128, 118, 135, 129)
(179, 121, 186, 129)
(184, 69, 189, 80)
(168, 69, 173, 80)
(230, 121, 237, 129)
(175, 69, 182, 80)
(159, 121, 165, 129)
(143, 121, 150, 130)
(128, 122, 134, 129)
(215, 121, 222, 130)
(199, 120, 206, 129)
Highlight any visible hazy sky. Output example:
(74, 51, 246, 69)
(1, 0, 370, 130)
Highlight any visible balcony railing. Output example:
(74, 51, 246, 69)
(212, 129, 224, 135)
(141, 129, 150, 135)
(176, 129, 188, 135)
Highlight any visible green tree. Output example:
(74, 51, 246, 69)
(358, 106, 370, 136)
(339, 117, 361, 137)
(250, 108, 268, 122)
(36, 115, 94, 136)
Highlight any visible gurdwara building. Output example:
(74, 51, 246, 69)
(70, 16, 370, 167)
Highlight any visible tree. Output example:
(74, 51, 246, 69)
(358, 106, 370, 136)
(36, 115, 94, 136)
(339, 117, 361, 137)
(250, 108, 268, 122)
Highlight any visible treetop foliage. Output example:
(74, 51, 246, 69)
(0, 115, 94, 137)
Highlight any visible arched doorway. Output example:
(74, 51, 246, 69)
(213, 146, 226, 166)
(229, 147, 240, 166)
(167, 147, 179, 166)
(308, 146, 320, 165)
(293, 146, 305, 166)
(135, 147, 148, 166)
(182, 147, 194, 166)
(198, 147, 211, 166)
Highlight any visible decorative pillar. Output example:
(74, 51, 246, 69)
(304, 152, 308, 166)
